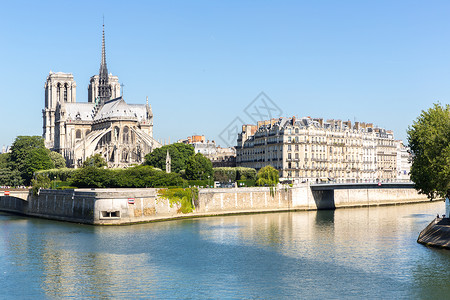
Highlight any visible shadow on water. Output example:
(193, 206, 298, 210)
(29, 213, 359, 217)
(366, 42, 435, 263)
(404, 213, 435, 218)
(315, 209, 335, 225)
(312, 190, 336, 209)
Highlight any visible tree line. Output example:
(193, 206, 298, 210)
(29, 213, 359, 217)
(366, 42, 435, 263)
(0, 136, 65, 186)
(0, 137, 279, 189)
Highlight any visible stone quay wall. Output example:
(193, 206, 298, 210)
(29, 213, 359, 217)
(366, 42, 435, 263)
(417, 218, 450, 249)
(196, 187, 291, 213)
(0, 184, 431, 225)
(27, 189, 180, 225)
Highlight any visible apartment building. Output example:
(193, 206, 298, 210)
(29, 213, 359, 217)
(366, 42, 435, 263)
(236, 116, 400, 183)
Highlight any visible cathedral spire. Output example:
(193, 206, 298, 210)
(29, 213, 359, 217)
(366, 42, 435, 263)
(98, 20, 111, 106)
(101, 22, 107, 70)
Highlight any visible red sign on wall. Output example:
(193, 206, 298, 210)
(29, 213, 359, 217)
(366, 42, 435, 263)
(128, 198, 135, 204)
(4, 191, 10, 196)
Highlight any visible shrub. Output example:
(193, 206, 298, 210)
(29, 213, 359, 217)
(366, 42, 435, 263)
(236, 167, 257, 180)
(158, 187, 198, 213)
(70, 165, 186, 188)
(213, 167, 237, 182)
(35, 168, 77, 182)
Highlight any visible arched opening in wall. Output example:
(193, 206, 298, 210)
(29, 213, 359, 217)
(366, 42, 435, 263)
(64, 83, 68, 102)
(123, 126, 129, 144)
(76, 129, 82, 139)
(85, 129, 90, 136)
(57, 83, 61, 102)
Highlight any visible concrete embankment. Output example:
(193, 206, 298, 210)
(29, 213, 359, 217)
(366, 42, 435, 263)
(417, 218, 450, 249)
(0, 183, 432, 225)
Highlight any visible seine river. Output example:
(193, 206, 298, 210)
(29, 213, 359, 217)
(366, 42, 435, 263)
(1, 201, 449, 299)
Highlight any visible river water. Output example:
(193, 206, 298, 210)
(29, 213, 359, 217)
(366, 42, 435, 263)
(1, 201, 449, 299)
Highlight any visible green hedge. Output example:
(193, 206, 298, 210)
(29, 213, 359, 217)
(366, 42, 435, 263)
(235, 167, 256, 180)
(213, 167, 237, 182)
(70, 165, 186, 188)
(213, 167, 256, 182)
(35, 168, 77, 182)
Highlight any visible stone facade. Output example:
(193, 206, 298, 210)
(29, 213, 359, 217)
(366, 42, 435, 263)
(0, 184, 430, 225)
(237, 116, 404, 183)
(42, 26, 160, 168)
(396, 140, 411, 181)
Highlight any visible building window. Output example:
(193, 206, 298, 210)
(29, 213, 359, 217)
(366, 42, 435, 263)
(123, 126, 130, 144)
(64, 83, 68, 102)
(76, 129, 81, 139)
(57, 83, 61, 102)
(114, 127, 120, 141)
(288, 144, 291, 151)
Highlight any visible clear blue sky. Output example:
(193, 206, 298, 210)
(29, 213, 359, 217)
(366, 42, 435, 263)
(1, 0, 449, 148)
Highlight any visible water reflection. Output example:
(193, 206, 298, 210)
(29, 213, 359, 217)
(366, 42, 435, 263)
(0, 202, 449, 299)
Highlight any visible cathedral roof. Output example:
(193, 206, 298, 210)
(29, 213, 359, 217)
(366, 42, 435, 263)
(94, 97, 149, 122)
(64, 103, 95, 121)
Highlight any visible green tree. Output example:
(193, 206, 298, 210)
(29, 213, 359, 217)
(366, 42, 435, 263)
(185, 153, 213, 180)
(9, 136, 45, 165)
(83, 153, 107, 168)
(407, 103, 450, 199)
(49, 151, 66, 168)
(256, 165, 279, 186)
(8, 136, 54, 184)
(22, 148, 54, 182)
(144, 143, 194, 173)
(0, 153, 9, 168)
(31, 173, 51, 195)
(0, 168, 24, 186)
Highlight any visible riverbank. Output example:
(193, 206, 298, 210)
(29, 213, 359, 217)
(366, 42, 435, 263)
(417, 217, 450, 249)
(0, 183, 432, 225)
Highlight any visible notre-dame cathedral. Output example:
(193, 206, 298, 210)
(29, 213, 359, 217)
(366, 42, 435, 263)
(42, 25, 161, 168)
